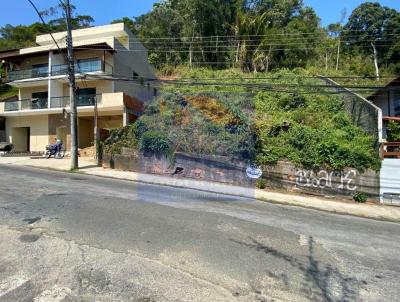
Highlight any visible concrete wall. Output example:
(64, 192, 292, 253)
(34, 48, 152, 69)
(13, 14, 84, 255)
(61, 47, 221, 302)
(20, 86, 48, 100)
(261, 161, 380, 200)
(103, 150, 254, 187)
(113, 39, 156, 102)
(6, 115, 49, 152)
(103, 150, 380, 200)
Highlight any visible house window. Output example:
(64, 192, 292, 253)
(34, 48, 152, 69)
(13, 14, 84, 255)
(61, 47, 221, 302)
(32, 63, 48, 78)
(76, 88, 97, 106)
(76, 58, 102, 73)
(31, 91, 48, 109)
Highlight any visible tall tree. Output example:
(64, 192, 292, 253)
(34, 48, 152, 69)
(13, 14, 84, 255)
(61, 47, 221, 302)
(343, 2, 399, 79)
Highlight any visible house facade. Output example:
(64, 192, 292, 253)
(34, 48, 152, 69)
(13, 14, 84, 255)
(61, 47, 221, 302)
(368, 77, 400, 143)
(0, 23, 156, 152)
(368, 77, 400, 204)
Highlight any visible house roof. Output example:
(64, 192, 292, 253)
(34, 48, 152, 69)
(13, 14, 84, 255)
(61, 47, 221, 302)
(0, 41, 115, 62)
(0, 23, 132, 61)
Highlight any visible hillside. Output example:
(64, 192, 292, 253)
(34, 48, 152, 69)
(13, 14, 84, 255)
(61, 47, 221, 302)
(104, 68, 381, 171)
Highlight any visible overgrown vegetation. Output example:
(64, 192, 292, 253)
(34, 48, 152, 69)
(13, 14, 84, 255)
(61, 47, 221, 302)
(103, 69, 381, 171)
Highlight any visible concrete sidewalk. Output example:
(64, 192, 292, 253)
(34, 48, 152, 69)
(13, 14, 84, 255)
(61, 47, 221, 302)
(1, 155, 400, 222)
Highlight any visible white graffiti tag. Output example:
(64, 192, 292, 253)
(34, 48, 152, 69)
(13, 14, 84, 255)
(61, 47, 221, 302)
(295, 169, 357, 191)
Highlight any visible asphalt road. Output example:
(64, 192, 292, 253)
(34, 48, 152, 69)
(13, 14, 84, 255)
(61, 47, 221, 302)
(0, 165, 399, 301)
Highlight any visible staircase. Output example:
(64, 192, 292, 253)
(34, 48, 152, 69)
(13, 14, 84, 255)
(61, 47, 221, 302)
(380, 159, 400, 205)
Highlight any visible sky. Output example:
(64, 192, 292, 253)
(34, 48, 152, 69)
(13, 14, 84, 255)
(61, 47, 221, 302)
(0, 0, 400, 28)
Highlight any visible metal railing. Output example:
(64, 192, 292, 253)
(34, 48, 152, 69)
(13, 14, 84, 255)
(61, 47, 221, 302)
(8, 66, 49, 81)
(50, 94, 102, 108)
(4, 100, 19, 112)
(4, 94, 101, 112)
(21, 98, 48, 110)
(7, 59, 112, 81)
(52, 59, 112, 76)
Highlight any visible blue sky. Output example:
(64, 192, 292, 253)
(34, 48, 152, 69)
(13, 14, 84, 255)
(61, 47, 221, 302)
(1, 0, 399, 28)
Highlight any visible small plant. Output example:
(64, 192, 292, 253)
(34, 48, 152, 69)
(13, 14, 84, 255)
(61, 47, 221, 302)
(387, 121, 400, 142)
(256, 178, 267, 189)
(353, 191, 367, 203)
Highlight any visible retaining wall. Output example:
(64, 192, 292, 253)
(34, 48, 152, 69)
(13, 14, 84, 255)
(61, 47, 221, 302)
(102, 148, 380, 200)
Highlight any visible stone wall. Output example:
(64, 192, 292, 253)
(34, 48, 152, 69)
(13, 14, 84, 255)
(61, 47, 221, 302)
(102, 149, 380, 199)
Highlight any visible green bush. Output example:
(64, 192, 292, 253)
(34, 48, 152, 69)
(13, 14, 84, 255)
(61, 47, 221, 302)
(387, 121, 400, 142)
(102, 126, 138, 155)
(255, 75, 381, 171)
(139, 131, 171, 155)
(353, 191, 367, 203)
(256, 178, 267, 189)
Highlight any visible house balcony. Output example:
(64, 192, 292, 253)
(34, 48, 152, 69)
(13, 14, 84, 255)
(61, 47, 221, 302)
(0, 92, 141, 117)
(6, 59, 112, 86)
(381, 116, 400, 159)
(4, 94, 101, 112)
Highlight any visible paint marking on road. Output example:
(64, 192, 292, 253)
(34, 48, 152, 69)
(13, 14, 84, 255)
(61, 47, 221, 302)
(0, 274, 33, 302)
(34, 285, 72, 302)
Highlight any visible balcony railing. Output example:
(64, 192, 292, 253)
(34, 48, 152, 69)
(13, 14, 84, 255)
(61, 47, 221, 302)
(8, 66, 49, 81)
(4, 100, 19, 112)
(51, 94, 101, 108)
(4, 94, 101, 112)
(7, 59, 112, 81)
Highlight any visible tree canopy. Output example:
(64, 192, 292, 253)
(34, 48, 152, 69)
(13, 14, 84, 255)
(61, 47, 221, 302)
(0, 1, 399, 75)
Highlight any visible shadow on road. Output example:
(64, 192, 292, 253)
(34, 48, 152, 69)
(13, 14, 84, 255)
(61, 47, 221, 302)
(231, 236, 363, 302)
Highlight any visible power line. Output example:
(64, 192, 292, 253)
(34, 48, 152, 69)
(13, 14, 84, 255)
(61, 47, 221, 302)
(126, 35, 400, 45)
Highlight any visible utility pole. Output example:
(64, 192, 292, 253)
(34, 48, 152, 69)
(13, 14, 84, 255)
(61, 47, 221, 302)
(64, 0, 78, 169)
(94, 95, 100, 166)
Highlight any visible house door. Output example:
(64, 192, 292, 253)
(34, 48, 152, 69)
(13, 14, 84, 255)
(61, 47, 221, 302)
(11, 127, 30, 152)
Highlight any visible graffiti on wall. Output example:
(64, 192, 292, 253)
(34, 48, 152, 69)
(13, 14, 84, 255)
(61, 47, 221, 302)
(295, 169, 357, 191)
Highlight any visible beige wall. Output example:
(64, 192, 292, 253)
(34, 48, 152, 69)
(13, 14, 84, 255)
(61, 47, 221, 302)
(74, 49, 113, 67)
(6, 115, 49, 152)
(18, 55, 48, 70)
(20, 86, 48, 99)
